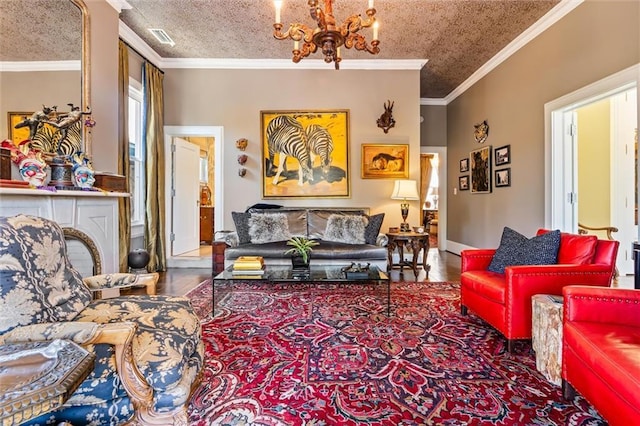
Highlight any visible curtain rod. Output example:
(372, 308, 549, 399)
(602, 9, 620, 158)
(119, 38, 165, 74)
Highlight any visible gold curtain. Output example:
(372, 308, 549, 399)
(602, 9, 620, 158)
(117, 40, 131, 272)
(142, 62, 167, 272)
(420, 154, 434, 211)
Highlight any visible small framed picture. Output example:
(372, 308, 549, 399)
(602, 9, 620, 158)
(361, 143, 409, 179)
(495, 145, 510, 166)
(459, 158, 469, 173)
(495, 168, 511, 187)
(459, 175, 469, 190)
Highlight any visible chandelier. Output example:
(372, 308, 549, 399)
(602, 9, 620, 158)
(273, 0, 380, 70)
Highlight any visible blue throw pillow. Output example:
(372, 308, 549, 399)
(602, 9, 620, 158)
(364, 213, 385, 245)
(231, 211, 251, 244)
(487, 227, 561, 274)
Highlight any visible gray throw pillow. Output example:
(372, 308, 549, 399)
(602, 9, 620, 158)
(364, 213, 384, 245)
(248, 213, 292, 244)
(324, 214, 369, 244)
(231, 211, 251, 244)
(487, 227, 561, 274)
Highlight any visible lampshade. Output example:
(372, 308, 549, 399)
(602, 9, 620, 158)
(390, 180, 420, 201)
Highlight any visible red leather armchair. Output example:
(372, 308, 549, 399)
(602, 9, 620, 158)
(562, 286, 640, 425)
(460, 230, 618, 352)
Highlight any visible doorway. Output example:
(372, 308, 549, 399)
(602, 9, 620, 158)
(420, 146, 447, 251)
(164, 126, 224, 268)
(545, 65, 639, 278)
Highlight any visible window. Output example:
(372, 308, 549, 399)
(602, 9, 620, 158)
(129, 78, 145, 229)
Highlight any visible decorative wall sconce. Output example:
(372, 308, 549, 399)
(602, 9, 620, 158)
(236, 138, 248, 151)
(377, 100, 395, 133)
(237, 154, 248, 165)
(238, 168, 247, 177)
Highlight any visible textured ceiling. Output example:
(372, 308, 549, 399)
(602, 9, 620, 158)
(1, 0, 560, 98)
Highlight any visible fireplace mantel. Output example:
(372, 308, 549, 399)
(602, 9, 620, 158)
(0, 188, 129, 274)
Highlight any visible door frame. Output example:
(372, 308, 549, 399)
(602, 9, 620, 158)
(420, 146, 447, 251)
(544, 64, 639, 231)
(164, 126, 224, 258)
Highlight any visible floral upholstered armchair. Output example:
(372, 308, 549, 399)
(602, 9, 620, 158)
(0, 215, 204, 425)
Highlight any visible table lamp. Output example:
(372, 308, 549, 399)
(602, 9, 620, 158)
(391, 179, 420, 232)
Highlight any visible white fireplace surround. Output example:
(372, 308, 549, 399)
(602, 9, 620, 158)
(0, 188, 128, 274)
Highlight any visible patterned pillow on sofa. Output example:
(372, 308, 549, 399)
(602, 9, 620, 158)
(488, 227, 561, 274)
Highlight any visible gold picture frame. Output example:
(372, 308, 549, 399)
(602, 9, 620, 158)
(470, 145, 492, 193)
(261, 109, 350, 198)
(8, 111, 82, 155)
(361, 143, 409, 179)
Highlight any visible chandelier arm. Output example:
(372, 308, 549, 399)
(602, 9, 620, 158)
(344, 33, 380, 55)
(273, 23, 316, 43)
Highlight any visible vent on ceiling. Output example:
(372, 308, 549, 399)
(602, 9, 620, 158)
(148, 28, 175, 47)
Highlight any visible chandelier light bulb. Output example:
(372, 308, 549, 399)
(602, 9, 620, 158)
(373, 21, 379, 40)
(274, 0, 283, 23)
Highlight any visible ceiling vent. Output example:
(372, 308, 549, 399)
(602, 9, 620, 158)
(148, 28, 175, 47)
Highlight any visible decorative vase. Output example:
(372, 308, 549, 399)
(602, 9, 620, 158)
(291, 254, 310, 271)
(48, 158, 74, 188)
(128, 249, 150, 271)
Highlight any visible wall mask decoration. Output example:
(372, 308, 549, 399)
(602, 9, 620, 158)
(474, 120, 489, 144)
(237, 154, 248, 165)
(238, 168, 247, 177)
(236, 138, 248, 151)
(376, 100, 395, 134)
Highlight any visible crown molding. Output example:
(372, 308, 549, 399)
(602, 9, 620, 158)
(160, 57, 427, 70)
(443, 0, 584, 105)
(119, 21, 163, 67)
(420, 98, 447, 106)
(0, 60, 81, 72)
(106, 0, 132, 13)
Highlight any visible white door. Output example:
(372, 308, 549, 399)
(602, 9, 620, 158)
(553, 87, 637, 276)
(172, 137, 200, 256)
(610, 89, 637, 275)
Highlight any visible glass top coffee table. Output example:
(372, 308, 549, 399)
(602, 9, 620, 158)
(213, 264, 391, 316)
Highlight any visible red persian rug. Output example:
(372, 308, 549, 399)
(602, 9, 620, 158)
(186, 281, 604, 425)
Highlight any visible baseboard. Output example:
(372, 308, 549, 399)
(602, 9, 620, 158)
(446, 240, 476, 256)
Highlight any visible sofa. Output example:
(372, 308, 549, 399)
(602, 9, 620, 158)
(460, 227, 619, 352)
(224, 207, 388, 269)
(0, 215, 203, 425)
(562, 285, 640, 426)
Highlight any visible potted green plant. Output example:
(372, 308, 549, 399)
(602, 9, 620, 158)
(284, 236, 319, 269)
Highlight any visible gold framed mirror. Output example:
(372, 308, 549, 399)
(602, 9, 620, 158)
(0, 0, 91, 156)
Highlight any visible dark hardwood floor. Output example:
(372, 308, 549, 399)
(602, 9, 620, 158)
(147, 249, 462, 297)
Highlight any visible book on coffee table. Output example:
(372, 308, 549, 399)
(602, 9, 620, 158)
(233, 256, 264, 270)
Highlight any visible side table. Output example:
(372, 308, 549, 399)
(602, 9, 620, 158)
(0, 339, 95, 425)
(531, 294, 563, 385)
(386, 231, 431, 278)
(212, 240, 228, 275)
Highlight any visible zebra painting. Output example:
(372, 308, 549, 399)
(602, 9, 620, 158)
(305, 124, 334, 178)
(266, 115, 314, 186)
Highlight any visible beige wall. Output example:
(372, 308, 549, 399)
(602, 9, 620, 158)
(420, 104, 447, 146)
(164, 68, 422, 229)
(447, 0, 639, 248)
(0, 71, 80, 140)
(577, 99, 611, 229)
